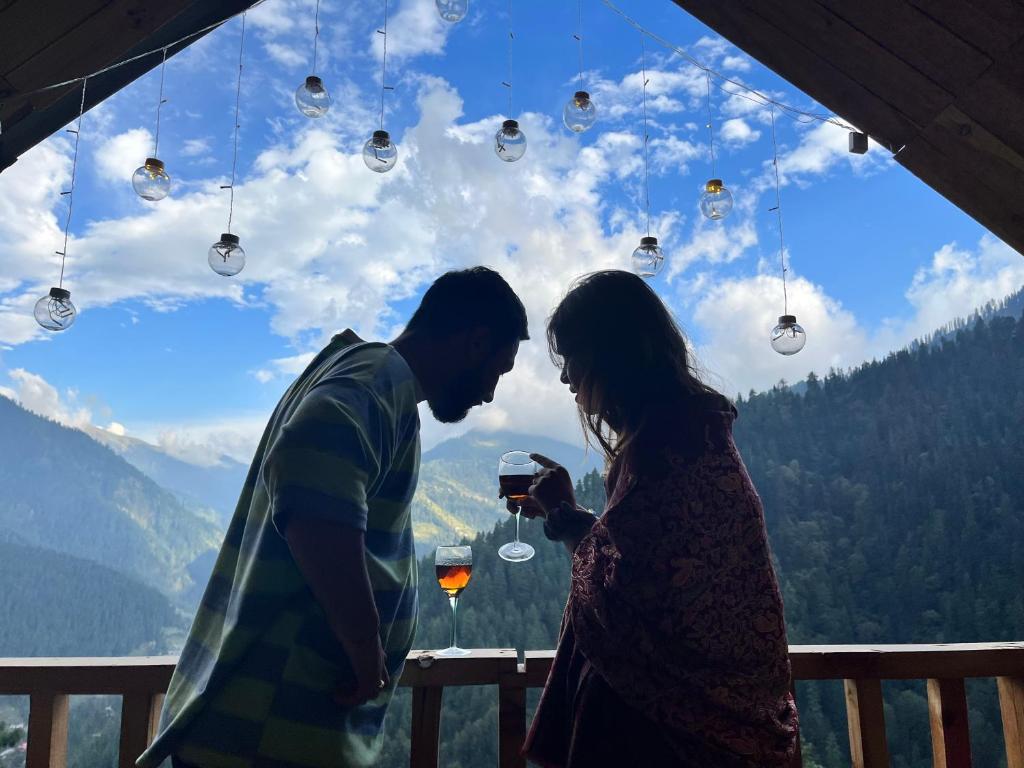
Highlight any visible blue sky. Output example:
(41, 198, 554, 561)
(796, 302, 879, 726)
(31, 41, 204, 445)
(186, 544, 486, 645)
(1, 0, 1022, 463)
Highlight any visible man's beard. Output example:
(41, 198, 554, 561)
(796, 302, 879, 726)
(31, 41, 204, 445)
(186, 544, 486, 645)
(427, 371, 483, 424)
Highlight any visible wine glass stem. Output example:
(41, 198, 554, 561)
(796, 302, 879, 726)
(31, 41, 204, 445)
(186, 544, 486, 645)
(514, 508, 521, 549)
(449, 595, 459, 650)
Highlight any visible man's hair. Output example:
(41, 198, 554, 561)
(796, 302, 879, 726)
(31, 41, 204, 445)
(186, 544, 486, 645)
(405, 267, 529, 345)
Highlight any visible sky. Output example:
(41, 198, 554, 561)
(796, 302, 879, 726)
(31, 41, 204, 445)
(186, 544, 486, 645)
(1, 0, 1022, 467)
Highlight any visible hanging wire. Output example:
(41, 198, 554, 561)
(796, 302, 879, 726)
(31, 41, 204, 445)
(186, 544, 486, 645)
(640, 36, 651, 236)
(769, 105, 789, 315)
(705, 70, 716, 179)
(502, 0, 514, 118)
(57, 78, 88, 289)
(377, 0, 391, 131)
(152, 47, 169, 157)
(312, 0, 322, 76)
(574, 0, 585, 92)
(600, 0, 857, 132)
(221, 13, 246, 235)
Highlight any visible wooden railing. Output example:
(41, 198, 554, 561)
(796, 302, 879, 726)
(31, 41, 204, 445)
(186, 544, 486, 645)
(1, 643, 1022, 768)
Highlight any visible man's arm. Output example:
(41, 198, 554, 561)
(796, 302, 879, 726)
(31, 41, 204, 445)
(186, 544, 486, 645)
(285, 516, 387, 707)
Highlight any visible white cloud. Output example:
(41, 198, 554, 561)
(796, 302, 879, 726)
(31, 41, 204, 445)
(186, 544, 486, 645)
(181, 138, 212, 158)
(94, 128, 154, 184)
(719, 117, 760, 146)
(135, 414, 268, 466)
(0, 368, 94, 427)
(371, 0, 450, 61)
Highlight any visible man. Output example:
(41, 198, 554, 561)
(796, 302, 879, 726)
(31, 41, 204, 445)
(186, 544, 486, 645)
(138, 267, 528, 768)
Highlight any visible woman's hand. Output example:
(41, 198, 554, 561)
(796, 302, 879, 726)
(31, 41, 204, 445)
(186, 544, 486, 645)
(528, 453, 576, 515)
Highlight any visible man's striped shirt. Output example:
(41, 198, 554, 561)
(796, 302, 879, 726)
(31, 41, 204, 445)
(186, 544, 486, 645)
(138, 330, 421, 768)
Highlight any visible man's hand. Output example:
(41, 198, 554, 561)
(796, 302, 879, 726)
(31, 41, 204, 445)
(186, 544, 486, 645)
(334, 632, 389, 708)
(528, 453, 576, 515)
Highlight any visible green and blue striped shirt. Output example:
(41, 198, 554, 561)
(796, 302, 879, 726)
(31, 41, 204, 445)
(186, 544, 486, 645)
(138, 330, 421, 768)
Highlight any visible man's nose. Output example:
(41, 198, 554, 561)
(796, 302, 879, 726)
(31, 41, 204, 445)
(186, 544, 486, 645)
(483, 391, 495, 404)
(560, 368, 570, 385)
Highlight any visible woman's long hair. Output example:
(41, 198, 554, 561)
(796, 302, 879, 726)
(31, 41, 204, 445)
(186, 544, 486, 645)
(547, 270, 720, 462)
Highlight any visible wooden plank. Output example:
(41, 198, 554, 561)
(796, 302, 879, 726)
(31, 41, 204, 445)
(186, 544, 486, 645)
(671, 0, 920, 147)
(409, 686, 443, 768)
(498, 674, 527, 768)
(812, 0, 992, 95)
(895, 108, 1024, 257)
(998, 677, 1024, 768)
(955, 37, 1024, 153)
(5, 0, 191, 111)
(789, 643, 1024, 680)
(844, 678, 890, 768)
(118, 692, 163, 768)
(400, 649, 517, 687)
(0, 657, 177, 695)
(927, 678, 972, 768)
(26, 691, 68, 768)
(905, 0, 1022, 58)
(522, 651, 555, 687)
(0, 0, 110, 77)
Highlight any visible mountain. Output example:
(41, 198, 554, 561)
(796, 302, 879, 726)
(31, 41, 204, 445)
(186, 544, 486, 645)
(411, 429, 602, 553)
(84, 426, 249, 526)
(0, 539, 186, 657)
(0, 396, 223, 599)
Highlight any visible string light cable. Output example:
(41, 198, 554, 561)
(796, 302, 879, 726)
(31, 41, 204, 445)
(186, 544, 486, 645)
(363, 0, 398, 172)
(768, 105, 806, 355)
(208, 13, 248, 277)
(494, 0, 526, 161)
(131, 47, 171, 201)
(296, 0, 332, 118)
(33, 78, 89, 331)
(630, 35, 664, 279)
(699, 69, 733, 219)
(563, 0, 596, 133)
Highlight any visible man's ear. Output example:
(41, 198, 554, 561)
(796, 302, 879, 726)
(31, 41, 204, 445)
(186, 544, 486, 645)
(465, 326, 494, 363)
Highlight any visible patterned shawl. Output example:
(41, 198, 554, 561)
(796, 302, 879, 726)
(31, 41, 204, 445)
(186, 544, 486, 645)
(566, 401, 799, 766)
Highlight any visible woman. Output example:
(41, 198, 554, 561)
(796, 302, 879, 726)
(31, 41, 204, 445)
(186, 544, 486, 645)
(521, 270, 799, 767)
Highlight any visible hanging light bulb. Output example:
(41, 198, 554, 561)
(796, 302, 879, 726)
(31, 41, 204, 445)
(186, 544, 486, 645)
(563, 91, 596, 133)
(131, 158, 171, 201)
(495, 119, 527, 162)
(771, 315, 806, 355)
(34, 288, 77, 332)
(631, 236, 664, 278)
(436, 0, 468, 22)
(363, 130, 398, 173)
(209, 233, 246, 277)
(700, 178, 733, 220)
(295, 75, 331, 118)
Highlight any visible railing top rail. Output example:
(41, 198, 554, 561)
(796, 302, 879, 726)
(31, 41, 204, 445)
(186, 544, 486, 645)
(1, 643, 1022, 695)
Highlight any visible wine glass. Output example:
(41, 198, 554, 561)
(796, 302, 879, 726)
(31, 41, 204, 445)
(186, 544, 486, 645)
(435, 545, 473, 657)
(497, 450, 536, 562)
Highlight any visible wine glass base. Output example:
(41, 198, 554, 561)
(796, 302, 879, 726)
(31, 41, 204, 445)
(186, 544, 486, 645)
(435, 646, 472, 657)
(498, 541, 535, 562)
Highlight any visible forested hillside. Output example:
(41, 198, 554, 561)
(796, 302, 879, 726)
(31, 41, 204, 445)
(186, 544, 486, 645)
(0, 396, 223, 598)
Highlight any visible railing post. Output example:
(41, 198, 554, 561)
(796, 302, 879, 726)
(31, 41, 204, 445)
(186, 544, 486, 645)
(927, 678, 972, 768)
(26, 691, 69, 768)
(998, 677, 1024, 768)
(410, 686, 443, 768)
(844, 678, 890, 768)
(498, 662, 526, 768)
(118, 692, 164, 768)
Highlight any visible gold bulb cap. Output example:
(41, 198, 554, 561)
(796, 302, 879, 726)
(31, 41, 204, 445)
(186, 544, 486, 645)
(778, 314, 797, 326)
(145, 158, 165, 172)
(705, 178, 724, 193)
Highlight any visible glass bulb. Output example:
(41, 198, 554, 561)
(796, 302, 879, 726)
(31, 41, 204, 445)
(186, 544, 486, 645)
(436, 0, 468, 22)
(363, 130, 398, 173)
(132, 158, 171, 201)
(209, 233, 246, 277)
(34, 287, 77, 332)
(563, 91, 596, 133)
(495, 120, 527, 162)
(700, 179, 733, 220)
(295, 75, 331, 118)
(631, 236, 664, 278)
(771, 315, 806, 355)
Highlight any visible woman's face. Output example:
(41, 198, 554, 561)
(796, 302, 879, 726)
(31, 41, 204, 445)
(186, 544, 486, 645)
(560, 356, 596, 415)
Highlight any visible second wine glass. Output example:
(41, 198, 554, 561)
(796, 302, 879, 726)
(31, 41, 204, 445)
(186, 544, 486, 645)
(435, 545, 473, 657)
(497, 450, 536, 562)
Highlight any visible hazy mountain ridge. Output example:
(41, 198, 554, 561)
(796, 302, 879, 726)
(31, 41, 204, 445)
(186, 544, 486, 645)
(0, 396, 223, 599)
